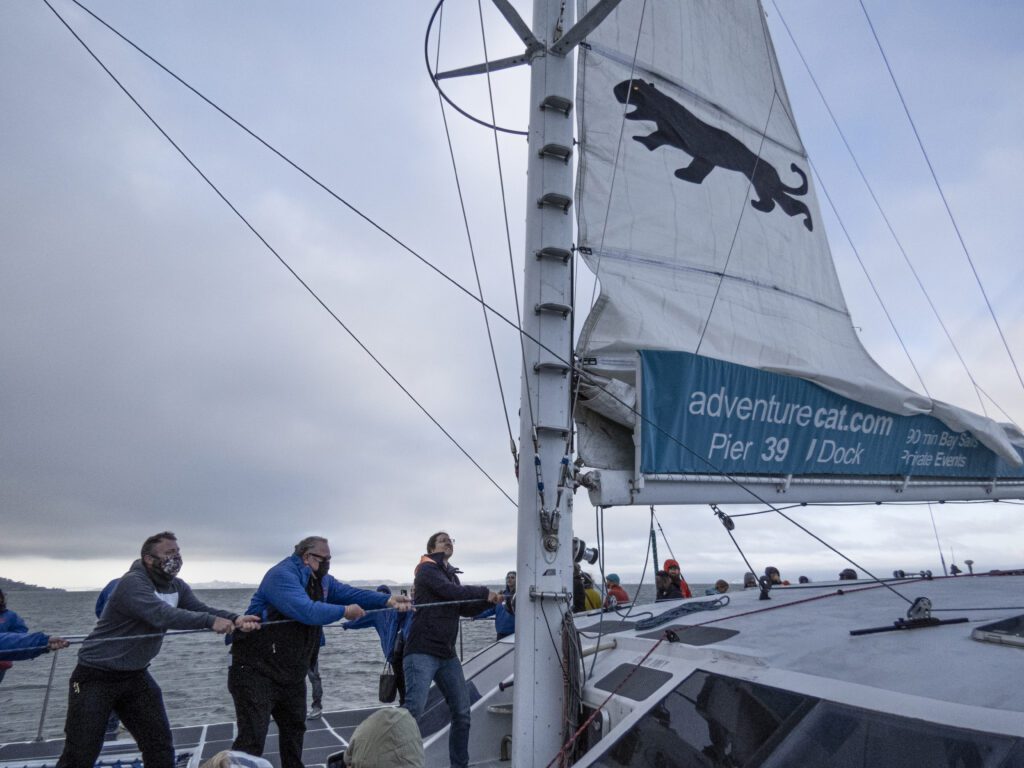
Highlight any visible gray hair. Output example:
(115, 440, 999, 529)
(294, 536, 328, 557)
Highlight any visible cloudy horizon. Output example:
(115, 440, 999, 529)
(2, 1, 1023, 591)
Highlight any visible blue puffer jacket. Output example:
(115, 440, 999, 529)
(244, 554, 390, 624)
(0, 631, 50, 661)
(473, 589, 515, 637)
(345, 610, 413, 662)
(0, 610, 28, 634)
(233, 554, 391, 684)
(405, 553, 490, 659)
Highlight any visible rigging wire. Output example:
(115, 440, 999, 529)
(60, 1, 1022, 567)
(49, 0, 852, 528)
(695, 91, 779, 356)
(807, 161, 931, 395)
(473, 0, 535, 482)
(857, 0, 1024, 399)
(432, 5, 519, 471)
(770, 0, 993, 414)
(64, 0, 557, 392)
(928, 503, 949, 577)
(423, 0, 527, 136)
(47, 0, 516, 508)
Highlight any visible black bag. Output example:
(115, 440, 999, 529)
(378, 661, 397, 703)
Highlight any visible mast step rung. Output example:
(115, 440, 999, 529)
(487, 703, 514, 715)
(536, 246, 572, 262)
(539, 143, 572, 163)
(539, 94, 573, 115)
(537, 192, 572, 212)
(534, 361, 570, 375)
(535, 302, 572, 317)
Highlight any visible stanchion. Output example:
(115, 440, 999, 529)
(34, 649, 60, 742)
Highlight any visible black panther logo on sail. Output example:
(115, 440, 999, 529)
(614, 79, 813, 232)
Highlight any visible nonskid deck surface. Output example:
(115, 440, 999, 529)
(0, 708, 379, 768)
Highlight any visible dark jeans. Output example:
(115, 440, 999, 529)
(229, 664, 307, 768)
(403, 653, 471, 768)
(56, 664, 173, 768)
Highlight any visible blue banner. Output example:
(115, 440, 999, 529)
(639, 351, 1024, 478)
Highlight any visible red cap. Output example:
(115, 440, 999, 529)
(664, 559, 680, 570)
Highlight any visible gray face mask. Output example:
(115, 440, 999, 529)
(158, 555, 183, 578)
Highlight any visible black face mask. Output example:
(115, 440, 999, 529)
(313, 558, 329, 580)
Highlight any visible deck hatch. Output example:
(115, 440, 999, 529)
(637, 625, 739, 645)
(594, 663, 672, 701)
(971, 613, 1024, 648)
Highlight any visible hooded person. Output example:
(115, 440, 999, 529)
(604, 574, 630, 607)
(655, 570, 683, 601)
(663, 559, 693, 598)
(56, 532, 261, 768)
(345, 707, 424, 768)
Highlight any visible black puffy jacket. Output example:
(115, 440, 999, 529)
(405, 553, 490, 659)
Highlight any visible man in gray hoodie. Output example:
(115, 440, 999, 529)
(56, 531, 260, 768)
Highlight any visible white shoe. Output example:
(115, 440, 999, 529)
(308, 706, 323, 719)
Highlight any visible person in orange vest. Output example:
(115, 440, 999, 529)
(663, 559, 693, 598)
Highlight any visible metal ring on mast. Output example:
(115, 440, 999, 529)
(424, 0, 529, 136)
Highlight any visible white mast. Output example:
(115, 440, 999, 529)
(513, 0, 577, 763)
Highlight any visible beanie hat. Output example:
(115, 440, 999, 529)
(376, 584, 392, 594)
(606, 573, 620, 585)
(346, 708, 424, 768)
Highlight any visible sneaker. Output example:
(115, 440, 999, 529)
(307, 705, 323, 720)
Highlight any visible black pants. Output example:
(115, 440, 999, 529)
(56, 664, 174, 768)
(229, 663, 307, 768)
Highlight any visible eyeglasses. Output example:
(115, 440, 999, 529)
(308, 553, 331, 563)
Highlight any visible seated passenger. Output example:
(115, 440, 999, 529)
(655, 570, 683, 601)
(839, 568, 857, 581)
(764, 566, 789, 586)
(604, 574, 630, 607)
(742, 572, 758, 589)
(580, 572, 602, 610)
(663, 559, 693, 598)
(345, 707, 424, 767)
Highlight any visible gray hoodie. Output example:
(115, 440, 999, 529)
(77, 559, 237, 671)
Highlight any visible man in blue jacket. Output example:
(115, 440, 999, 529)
(403, 532, 500, 768)
(473, 570, 516, 640)
(229, 536, 411, 768)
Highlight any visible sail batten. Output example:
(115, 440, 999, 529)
(574, 0, 1023, 502)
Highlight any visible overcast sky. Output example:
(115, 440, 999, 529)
(2, 1, 1022, 591)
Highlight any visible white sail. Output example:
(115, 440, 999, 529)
(574, 0, 1022, 487)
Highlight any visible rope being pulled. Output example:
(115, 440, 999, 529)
(0, 598, 493, 655)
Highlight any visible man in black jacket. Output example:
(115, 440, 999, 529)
(403, 532, 499, 768)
